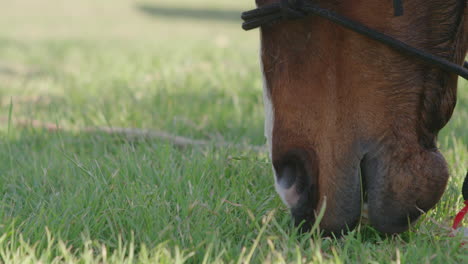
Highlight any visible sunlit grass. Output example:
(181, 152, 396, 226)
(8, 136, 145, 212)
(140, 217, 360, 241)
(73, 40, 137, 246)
(0, 0, 467, 263)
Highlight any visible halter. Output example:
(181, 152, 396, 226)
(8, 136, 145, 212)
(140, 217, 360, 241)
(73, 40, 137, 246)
(241, 0, 468, 80)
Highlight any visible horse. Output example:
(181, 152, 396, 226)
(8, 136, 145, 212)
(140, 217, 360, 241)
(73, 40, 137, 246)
(243, 0, 468, 235)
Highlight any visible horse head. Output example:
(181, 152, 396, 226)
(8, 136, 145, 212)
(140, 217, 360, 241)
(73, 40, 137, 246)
(253, 0, 467, 234)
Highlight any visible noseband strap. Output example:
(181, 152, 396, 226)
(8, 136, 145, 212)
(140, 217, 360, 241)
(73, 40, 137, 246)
(241, 0, 468, 80)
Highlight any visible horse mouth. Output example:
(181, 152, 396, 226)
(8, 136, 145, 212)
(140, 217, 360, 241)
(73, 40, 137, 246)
(273, 145, 449, 235)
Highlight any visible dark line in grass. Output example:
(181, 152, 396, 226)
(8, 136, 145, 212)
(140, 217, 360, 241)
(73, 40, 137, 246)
(1, 117, 266, 152)
(136, 4, 242, 23)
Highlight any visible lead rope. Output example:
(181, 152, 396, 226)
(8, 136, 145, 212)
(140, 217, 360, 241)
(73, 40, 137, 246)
(241, 0, 468, 80)
(452, 171, 468, 245)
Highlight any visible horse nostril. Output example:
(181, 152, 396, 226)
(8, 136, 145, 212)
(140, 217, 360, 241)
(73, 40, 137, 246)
(274, 149, 312, 194)
(277, 162, 299, 189)
(274, 158, 304, 208)
(273, 149, 319, 228)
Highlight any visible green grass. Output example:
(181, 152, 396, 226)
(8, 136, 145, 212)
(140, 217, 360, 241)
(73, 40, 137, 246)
(0, 0, 467, 263)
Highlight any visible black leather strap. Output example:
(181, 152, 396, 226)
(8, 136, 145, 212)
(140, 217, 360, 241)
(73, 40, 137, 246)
(241, 0, 468, 80)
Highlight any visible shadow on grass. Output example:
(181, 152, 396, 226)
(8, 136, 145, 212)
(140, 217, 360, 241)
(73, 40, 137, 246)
(136, 3, 242, 23)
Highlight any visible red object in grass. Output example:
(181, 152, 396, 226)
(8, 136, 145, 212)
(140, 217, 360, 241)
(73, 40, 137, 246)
(452, 200, 468, 230)
(451, 172, 468, 246)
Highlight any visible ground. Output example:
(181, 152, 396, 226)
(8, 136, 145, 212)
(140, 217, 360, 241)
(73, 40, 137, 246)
(0, 0, 467, 263)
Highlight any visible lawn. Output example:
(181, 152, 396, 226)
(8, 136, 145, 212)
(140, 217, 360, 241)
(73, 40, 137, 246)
(0, 0, 467, 263)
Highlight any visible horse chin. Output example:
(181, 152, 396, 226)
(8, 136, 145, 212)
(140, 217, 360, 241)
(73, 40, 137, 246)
(361, 144, 449, 234)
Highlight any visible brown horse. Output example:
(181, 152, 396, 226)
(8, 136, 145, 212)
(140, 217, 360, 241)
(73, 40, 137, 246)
(253, 0, 467, 234)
